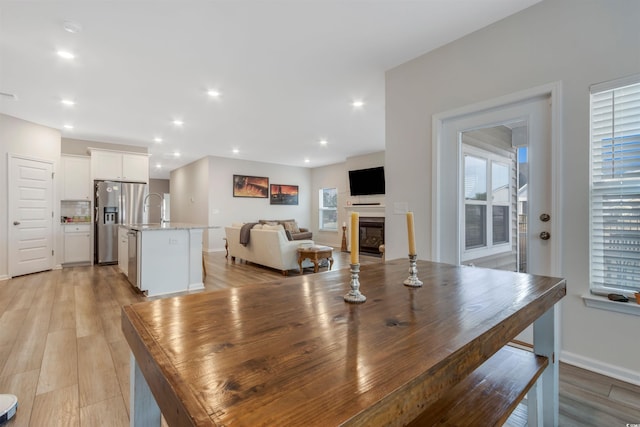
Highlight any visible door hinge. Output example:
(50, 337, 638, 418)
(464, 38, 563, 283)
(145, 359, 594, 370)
(52, 211, 54, 218)
(52, 172, 55, 179)
(52, 250, 54, 256)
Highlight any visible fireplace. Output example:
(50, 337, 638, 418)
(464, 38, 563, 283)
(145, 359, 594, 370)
(359, 217, 384, 256)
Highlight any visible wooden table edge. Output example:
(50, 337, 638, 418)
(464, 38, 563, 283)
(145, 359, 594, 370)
(122, 305, 214, 426)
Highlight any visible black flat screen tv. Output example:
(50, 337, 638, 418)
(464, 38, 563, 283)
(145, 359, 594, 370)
(348, 166, 385, 196)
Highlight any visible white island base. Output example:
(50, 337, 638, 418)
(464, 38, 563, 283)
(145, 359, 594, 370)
(127, 224, 209, 297)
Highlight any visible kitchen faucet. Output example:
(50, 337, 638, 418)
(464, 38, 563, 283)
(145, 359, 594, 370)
(143, 193, 167, 224)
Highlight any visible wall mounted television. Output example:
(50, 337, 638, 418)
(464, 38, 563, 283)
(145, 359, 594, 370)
(348, 166, 385, 196)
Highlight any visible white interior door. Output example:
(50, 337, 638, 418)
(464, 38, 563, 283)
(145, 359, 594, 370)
(435, 90, 558, 345)
(8, 155, 54, 277)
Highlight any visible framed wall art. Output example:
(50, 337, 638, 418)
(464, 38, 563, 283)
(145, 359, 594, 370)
(270, 184, 299, 205)
(233, 175, 269, 198)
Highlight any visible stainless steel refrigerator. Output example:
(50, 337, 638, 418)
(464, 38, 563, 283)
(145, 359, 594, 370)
(95, 181, 148, 265)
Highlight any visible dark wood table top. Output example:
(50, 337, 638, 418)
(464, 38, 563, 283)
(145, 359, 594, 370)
(122, 259, 566, 426)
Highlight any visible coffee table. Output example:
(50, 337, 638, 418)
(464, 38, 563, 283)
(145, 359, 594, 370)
(297, 245, 334, 274)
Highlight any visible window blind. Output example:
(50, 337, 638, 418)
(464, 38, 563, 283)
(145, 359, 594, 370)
(590, 76, 640, 295)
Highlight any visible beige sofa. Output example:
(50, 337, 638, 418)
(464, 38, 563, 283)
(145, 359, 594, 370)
(225, 224, 314, 275)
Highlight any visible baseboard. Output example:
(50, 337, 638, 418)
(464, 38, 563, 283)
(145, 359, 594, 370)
(561, 350, 640, 386)
(0, 275, 9, 281)
(204, 247, 225, 253)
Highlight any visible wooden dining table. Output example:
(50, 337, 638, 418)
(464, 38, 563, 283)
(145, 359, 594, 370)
(122, 258, 566, 426)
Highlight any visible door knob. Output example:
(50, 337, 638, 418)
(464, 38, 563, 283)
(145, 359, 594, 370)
(540, 231, 550, 240)
(13, 221, 20, 226)
(540, 213, 550, 222)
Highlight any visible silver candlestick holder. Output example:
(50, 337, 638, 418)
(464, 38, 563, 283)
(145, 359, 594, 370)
(403, 254, 423, 287)
(344, 263, 366, 303)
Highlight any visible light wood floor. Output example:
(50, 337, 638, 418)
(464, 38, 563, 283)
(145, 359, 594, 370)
(0, 250, 638, 426)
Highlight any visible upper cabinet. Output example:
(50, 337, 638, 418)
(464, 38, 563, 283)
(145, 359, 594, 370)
(90, 149, 149, 183)
(61, 155, 91, 200)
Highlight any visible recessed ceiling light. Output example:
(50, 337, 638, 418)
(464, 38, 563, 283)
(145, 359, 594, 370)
(319, 139, 328, 146)
(155, 163, 162, 169)
(154, 137, 163, 143)
(174, 152, 181, 158)
(63, 124, 74, 130)
(61, 99, 75, 106)
(57, 50, 75, 60)
(172, 120, 184, 126)
(207, 90, 221, 98)
(352, 100, 364, 108)
(232, 148, 239, 154)
(304, 158, 310, 163)
(63, 20, 82, 34)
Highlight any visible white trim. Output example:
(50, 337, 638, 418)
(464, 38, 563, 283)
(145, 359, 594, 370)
(582, 293, 640, 317)
(432, 81, 563, 277)
(0, 275, 9, 281)
(561, 350, 640, 387)
(203, 247, 220, 254)
(87, 147, 150, 157)
(590, 72, 640, 94)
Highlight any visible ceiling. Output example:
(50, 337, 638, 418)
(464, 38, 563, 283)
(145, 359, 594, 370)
(0, 0, 541, 179)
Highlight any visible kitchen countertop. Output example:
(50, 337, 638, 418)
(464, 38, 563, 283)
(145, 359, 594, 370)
(121, 222, 219, 231)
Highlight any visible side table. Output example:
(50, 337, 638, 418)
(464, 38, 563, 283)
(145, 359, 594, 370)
(297, 245, 334, 274)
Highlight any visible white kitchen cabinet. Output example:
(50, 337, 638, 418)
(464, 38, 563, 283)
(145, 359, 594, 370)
(118, 226, 129, 276)
(90, 149, 149, 183)
(122, 154, 149, 182)
(63, 224, 91, 264)
(61, 155, 91, 200)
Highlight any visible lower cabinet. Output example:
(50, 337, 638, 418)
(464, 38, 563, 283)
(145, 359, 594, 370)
(64, 224, 91, 264)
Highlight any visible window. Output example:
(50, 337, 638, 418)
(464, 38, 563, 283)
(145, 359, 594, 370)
(462, 146, 512, 261)
(590, 74, 640, 296)
(319, 188, 337, 231)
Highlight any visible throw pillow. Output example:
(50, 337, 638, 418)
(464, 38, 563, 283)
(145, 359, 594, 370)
(284, 230, 293, 241)
(281, 220, 300, 234)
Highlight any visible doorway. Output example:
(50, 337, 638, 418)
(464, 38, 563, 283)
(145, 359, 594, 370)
(433, 84, 562, 344)
(8, 154, 55, 277)
(432, 85, 561, 277)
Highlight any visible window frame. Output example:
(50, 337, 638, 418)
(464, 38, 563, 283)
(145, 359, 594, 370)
(589, 73, 640, 297)
(460, 145, 513, 262)
(318, 187, 338, 232)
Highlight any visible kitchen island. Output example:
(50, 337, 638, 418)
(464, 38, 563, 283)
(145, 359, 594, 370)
(120, 223, 216, 297)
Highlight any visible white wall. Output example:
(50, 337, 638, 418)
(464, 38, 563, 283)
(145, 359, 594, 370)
(310, 162, 347, 247)
(170, 157, 210, 246)
(62, 137, 147, 156)
(386, 0, 640, 380)
(0, 114, 62, 278)
(170, 156, 311, 252)
(311, 151, 386, 247)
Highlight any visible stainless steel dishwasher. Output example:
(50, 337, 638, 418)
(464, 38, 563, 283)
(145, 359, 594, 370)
(127, 230, 139, 288)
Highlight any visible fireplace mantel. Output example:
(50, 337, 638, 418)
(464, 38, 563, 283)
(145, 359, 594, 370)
(344, 205, 385, 217)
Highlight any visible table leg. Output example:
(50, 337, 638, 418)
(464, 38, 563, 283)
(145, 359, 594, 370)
(529, 305, 559, 427)
(130, 352, 161, 427)
(298, 254, 304, 274)
(313, 254, 319, 273)
(328, 256, 334, 271)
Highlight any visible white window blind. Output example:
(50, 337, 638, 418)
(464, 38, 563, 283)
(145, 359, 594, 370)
(590, 75, 640, 295)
